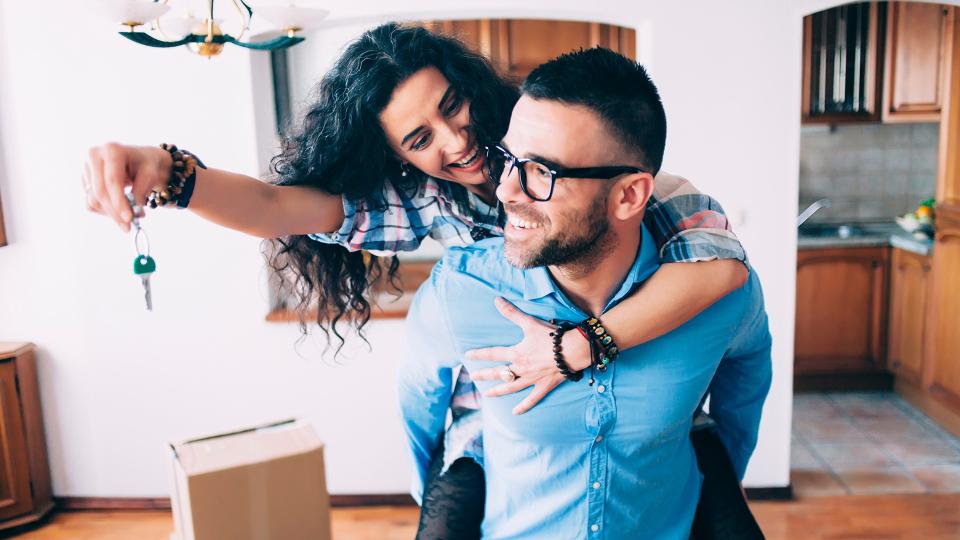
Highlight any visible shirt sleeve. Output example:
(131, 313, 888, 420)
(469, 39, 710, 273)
(644, 172, 747, 264)
(307, 183, 433, 255)
(707, 272, 773, 478)
(398, 260, 462, 504)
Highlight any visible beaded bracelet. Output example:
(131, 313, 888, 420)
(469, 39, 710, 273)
(148, 143, 206, 209)
(580, 317, 620, 372)
(550, 320, 584, 382)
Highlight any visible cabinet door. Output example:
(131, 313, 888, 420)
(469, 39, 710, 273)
(929, 209, 960, 410)
(795, 247, 889, 374)
(887, 248, 931, 384)
(883, 2, 952, 122)
(0, 360, 32, 521)
(802, 2, 883, 123)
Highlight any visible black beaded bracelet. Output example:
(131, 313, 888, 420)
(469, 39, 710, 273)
(148, 143, 206, 209)
(550, 320, 584, 382)
(581, 317, 620, 372)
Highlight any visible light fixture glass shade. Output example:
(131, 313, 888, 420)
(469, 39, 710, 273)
(158, 13, 204, 39)
(96, 0, 171, 25)
(255, 5, 329, 31)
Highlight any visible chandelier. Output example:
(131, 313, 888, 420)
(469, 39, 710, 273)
(99, 0, 329, 57)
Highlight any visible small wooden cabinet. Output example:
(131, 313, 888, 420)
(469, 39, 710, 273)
(887, 248, 932, 384)
(0, 343, 53, 531)
(882, 2, 953, 122)
(0, 190, 7, 247)
(795, 247, 890, 384)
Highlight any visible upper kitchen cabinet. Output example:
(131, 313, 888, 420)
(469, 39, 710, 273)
(882, 2, 954, 122)
(802, 2, 885, 123)
(802, 2, 956, 124)
(420, 20, 636, 79)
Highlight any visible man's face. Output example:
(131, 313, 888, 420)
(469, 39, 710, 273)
(496, 96, 621, 269)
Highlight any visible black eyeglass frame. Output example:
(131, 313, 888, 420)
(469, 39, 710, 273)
(485, 144, 649, 202)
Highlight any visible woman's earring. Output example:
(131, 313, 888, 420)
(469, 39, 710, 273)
(400, 162, 410, 177)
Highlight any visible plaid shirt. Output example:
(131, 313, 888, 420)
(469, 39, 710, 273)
(310, 171, 747, 470)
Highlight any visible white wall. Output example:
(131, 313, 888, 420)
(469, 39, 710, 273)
(3, 0, 933, 498)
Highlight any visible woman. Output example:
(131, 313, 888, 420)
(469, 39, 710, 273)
(83, 23, 754, 538)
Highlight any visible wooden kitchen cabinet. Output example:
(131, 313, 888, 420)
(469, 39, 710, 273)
(802, 2, 885, 123)
(0, 190, 7, 247)
(420, 19, 636, 79)
(887, 248, 932, 384)
(882, 2, 953, 122)
(927, 208, 960, 411)
(0, 343, 53, 530)
(795, 247, 890, 387)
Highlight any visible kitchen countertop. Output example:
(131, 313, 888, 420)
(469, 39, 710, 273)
(798, 222, 934, 256)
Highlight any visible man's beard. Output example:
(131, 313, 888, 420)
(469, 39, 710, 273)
(504, 193, 612, 270)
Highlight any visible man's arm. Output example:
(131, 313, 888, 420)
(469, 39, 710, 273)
(707, 274, 773, 478)
(398, 261, 462, 504)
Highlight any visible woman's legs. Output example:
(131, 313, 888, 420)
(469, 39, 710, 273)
(416, 444, 485, 540)
(690, 424, 765, 540)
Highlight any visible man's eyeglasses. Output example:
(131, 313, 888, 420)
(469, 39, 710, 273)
(484, 144, 649, 202)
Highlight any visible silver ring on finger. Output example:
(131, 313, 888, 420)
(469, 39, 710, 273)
(499, 367, 517, 383)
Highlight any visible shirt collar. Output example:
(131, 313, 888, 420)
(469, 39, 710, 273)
(522, 225, 660, 305)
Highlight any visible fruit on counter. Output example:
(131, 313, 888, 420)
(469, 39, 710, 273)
(898, 197, 936, 237)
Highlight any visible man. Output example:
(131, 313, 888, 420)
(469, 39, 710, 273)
(400, 48, 772, 539)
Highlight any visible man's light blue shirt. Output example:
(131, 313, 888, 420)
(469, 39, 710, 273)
(400, 226, 772, 539)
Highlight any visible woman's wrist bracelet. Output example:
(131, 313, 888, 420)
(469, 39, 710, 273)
(148, 143, 206, 209)
(550, 320, 584, 382)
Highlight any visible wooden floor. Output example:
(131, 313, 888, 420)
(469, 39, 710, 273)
(9, 494, 960, 539)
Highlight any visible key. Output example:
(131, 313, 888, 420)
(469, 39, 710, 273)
(134, 255, 156, 311)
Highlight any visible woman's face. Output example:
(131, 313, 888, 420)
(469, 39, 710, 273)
(379, 66, 488, 188)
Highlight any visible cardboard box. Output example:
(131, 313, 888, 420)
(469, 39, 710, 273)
(169, 419, 331, 540)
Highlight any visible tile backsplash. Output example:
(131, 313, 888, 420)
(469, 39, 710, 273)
(799, 123, 938, 224)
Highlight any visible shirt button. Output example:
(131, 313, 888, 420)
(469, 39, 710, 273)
(595, 435, 603, 442)
(591, 524, 600, 532)
(593, 482, 601, 489)
(597, 385, 606, 393)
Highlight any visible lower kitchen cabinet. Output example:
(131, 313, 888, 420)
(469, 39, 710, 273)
(928, 208, 960, 410)
(887, 248, 932, 384)
(795, 247, 890, 385)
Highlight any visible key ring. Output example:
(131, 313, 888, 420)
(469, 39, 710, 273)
(124, 186, 149, 257)
(134, 227, 150, 258)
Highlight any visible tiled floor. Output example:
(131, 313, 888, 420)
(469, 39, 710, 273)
(792, 391, 960, 497)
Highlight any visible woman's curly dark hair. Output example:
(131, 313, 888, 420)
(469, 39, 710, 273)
(265, 22, 519, 350)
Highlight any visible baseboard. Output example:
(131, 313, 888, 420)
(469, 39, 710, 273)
(56, 494, 418, 511)
(745, 486, 793, 501)
(794, 372, 894, 392)
(56, 497, 171, 511)
(57, 487, 786, 511)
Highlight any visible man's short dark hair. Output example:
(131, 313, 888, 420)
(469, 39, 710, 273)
(521, 48, 667, 175)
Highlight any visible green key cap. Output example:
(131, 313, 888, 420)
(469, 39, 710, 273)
(134, 255, 156, 275)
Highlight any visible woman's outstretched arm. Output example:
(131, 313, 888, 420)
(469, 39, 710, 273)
(83, 143, 344, 238)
